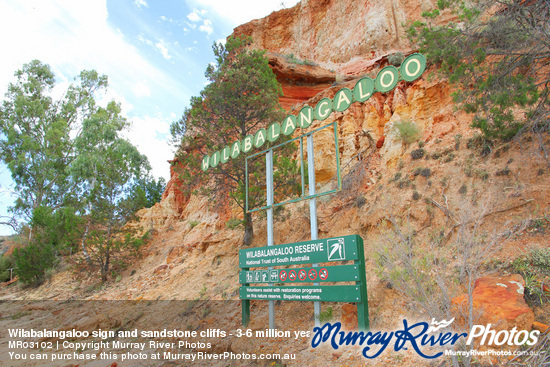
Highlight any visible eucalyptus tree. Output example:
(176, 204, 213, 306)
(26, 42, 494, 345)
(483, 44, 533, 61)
(71, 101, 149, 281)
(1, 60, 154, 283)
(0, 60, 107, 235)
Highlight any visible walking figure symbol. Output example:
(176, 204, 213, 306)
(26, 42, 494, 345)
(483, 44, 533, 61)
(327, 238, 345, 261)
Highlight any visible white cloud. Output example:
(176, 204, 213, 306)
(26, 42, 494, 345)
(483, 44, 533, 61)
(186, 8, 213, 35)
(134, 0, 148, 8)
(124, 115, 172, 181)
(133, 81, 151, 98)
(186, 0, 301, 26)
(155, 40, 172, 60)
(199, 19, 213, 35)
(138, 34, 174, 61)
(187, 10, 202, 22)
(138, 33, 153, 46)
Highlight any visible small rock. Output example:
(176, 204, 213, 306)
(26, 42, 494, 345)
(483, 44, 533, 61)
(153, 265, 169, 274)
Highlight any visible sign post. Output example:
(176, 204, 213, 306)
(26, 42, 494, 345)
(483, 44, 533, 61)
(266, 149, 275, 329)
(307, 133, 321, 326)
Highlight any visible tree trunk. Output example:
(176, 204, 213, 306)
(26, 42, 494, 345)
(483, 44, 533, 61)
(81, 175, 96, 265)
(243, 211, 253, 246)
(80, 212, 93, 265)
(102, 226, 112, 282)
(102, 250, 110, 283)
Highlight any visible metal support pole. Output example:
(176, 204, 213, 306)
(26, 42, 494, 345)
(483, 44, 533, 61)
(266, 149, 275, 329)
(307, 134, 320, 326)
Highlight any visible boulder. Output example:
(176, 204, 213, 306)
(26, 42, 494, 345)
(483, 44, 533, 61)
(452, 274, 535, 344)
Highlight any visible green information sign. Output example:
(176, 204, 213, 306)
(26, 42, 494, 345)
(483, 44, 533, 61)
(239, 235, 360, 268)
(240, 234, 369, 330)
(240, 285, 361, 302)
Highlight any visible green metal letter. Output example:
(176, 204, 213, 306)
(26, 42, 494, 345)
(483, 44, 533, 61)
(254, 128, 267, 148)
(267, 122, 281, 142)
(220, 146, 230, 164)
(353, 77, 374, 102)
(375, 66, 399, 92)
(242, 135, 253, 153)
(298, 106, 314, 128)
(282, 115, 297, 136)
(314, 97, 333, 121)
(201, 155, 210, 171)
(230, 140, 241, 159)
(334, 88, 352, 112)
(400, 53, 426, 82)
(209, 151, 220, 168)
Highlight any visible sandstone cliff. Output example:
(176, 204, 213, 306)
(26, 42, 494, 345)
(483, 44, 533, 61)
(234, 0, 437, 68)
(2, 1, 549, 366)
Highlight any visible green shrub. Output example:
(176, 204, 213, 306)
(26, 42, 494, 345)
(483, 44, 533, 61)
(512, 248, 550, 305)
(388, 52, 404, 66)
(0, 255, 15, 282)
(414, 167, 432, 178)
(411, 148, 425, 160)
(13, 243, 58, 286)
(495, 168, 511, 176)
(285, 53, 318, 66)
(320, 306, 333, 322)
(225, 218, 242, 230)
(394, 120, 421, 144)
(443, 152, 455, 162)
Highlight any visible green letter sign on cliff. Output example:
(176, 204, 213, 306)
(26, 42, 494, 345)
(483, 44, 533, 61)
(200, 53, 426, 170)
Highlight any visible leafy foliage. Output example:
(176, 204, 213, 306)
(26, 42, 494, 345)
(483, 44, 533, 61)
(13, 243, 57, 285)
(1, 60, 153, 283)
(394, 120, 421, 144)
(0, 255, 15, 282)
(170, 36, 296, 246)
(407, 0, 550, 141)
(511, 247, 550, 305)
(71, 101, 149, 281)
(30, 205, 83, 255)
(0, 60, 107, 219)
(124, 176, 166, 210)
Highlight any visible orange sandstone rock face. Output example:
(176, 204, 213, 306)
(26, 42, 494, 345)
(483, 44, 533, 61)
(162, 161, 188, 214)
(234, 0, 443, 68)
(452, 275, 535, 346)
(268, 53, 335, 111)
(341, 303, 358, 330)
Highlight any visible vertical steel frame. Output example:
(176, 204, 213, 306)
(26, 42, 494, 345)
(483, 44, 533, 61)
(243, 121, 353, 329)
(266, 149, 275, 329)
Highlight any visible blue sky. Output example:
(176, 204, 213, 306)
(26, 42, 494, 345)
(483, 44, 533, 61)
(0, 0, 300, 235)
